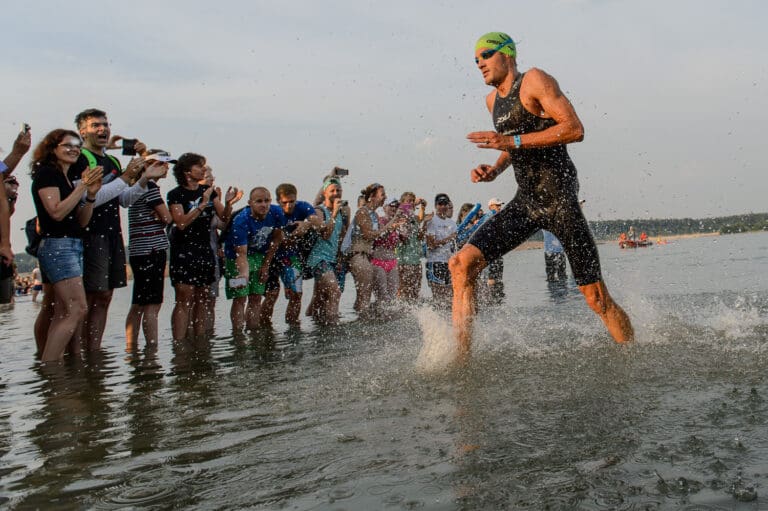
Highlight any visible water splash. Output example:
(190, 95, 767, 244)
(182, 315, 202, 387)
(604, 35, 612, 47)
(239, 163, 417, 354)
(414, 307, 457, 373)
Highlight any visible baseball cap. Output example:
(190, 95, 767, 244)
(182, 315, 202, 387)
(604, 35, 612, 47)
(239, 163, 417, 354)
(488, 197, 504, 207)
(435, 193, 451, 205)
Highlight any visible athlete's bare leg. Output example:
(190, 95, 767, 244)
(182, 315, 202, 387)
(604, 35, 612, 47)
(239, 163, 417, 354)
(579, 280, 634, 343)
(449, 244, 487, 358)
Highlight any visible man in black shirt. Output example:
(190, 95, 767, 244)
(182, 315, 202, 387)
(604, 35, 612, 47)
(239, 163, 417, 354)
(69, 108, 162, 350)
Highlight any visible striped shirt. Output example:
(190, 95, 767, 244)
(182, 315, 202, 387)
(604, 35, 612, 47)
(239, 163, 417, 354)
(128, 182, 169, 257)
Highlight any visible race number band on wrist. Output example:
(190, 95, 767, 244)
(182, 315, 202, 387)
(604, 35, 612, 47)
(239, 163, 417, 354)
(513, 134, 522, 148)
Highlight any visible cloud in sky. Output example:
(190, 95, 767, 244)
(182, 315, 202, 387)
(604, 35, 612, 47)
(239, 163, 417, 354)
(1, 0, 766, 248)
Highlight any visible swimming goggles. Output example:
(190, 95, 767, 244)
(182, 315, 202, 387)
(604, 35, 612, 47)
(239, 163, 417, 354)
(475, 39, 514, 64)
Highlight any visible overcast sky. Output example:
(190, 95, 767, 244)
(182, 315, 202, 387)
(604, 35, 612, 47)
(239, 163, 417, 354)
(2, 0, 766, 248)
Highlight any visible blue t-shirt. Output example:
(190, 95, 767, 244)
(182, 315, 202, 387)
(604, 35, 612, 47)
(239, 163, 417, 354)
(278, 200, 317, 259)
(224, 205, 286, 259)
(543, 230, 564, 254)
(285, 200, 316, 223)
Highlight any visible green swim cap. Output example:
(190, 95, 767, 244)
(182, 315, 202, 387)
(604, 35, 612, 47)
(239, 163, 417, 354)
(475, 32, 516, 58)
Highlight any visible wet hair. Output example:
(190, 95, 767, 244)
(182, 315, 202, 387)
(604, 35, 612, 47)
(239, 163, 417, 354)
(29, 129, 82, 179)
(172, 152, 206, 186)
(360, 183, 383, 202)
(74, 108, 107, 129)
(275, 183, 297, 198)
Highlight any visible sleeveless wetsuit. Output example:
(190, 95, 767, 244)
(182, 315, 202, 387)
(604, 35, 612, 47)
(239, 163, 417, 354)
(468, 72, 602, 285)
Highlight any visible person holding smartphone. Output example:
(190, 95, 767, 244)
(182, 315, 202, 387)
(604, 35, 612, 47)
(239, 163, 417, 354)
(68, 108, 154, 351)
(305, 178, 347, 324)
(222, 187, 285, 331)
(125, 153, 175, 349)
(395, 192, 426, 301)
(0, 127, 32, 294)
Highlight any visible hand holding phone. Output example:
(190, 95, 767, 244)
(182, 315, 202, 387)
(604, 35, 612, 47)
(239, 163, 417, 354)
(122, 138, 138, 156)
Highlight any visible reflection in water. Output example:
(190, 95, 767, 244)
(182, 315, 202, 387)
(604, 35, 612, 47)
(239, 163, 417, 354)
(0, 233, 766, 509)
(13, 355, 114, 508)
(124, 344, 165, 456)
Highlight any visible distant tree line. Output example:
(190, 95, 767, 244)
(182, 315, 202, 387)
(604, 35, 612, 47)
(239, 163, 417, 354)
(524, 212, 768, 242)
(588, 212, 768, 240)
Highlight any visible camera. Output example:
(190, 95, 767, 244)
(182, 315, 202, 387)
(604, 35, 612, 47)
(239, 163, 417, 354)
(340, 200, 348, 207)
(20, 123, 30, 134)
(122, 139, 138, 156)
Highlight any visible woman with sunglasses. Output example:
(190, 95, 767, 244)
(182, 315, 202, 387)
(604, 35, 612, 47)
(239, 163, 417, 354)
(30, 129, 103, 362)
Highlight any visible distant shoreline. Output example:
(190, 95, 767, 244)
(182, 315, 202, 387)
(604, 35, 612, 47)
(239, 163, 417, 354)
(514, 231, 722, 252)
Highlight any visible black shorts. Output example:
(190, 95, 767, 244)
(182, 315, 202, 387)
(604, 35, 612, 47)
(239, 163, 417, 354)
(170, 243, 216, 288)
(83, 231, 127, 292)
(129, 250, 167, 305)
(469, 193, 601, 286)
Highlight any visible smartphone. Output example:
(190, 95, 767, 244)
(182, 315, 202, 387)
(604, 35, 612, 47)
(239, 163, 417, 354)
(229, 277, 247, 288)
(122, 138, 137, 156)
(20, 123, 30, 134)
(333, 166, 349, 177)
(339, 200, 348, 207)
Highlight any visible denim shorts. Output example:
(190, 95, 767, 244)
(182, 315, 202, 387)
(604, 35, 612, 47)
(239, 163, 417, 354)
(37, 237, 84, 284)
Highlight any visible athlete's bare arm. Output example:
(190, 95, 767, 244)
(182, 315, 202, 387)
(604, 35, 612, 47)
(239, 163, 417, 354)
(467, 68, 584, 154)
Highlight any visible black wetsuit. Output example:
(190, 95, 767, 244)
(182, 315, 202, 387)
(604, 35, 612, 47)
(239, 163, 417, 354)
(468, 72, 602, 286)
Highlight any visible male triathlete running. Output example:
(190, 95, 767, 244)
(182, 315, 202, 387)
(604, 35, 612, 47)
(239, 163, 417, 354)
(450, 32, 634, 355)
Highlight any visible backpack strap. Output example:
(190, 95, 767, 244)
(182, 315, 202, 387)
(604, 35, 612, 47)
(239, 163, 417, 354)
(81, 148, 122, 171)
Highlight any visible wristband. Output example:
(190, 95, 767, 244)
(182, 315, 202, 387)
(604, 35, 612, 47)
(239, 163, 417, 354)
(513, 134, 522, 148)
(85, 196, 96, 203)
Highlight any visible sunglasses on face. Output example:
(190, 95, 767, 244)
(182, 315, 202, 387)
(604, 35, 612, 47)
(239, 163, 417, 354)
(475, 39, 513, 64)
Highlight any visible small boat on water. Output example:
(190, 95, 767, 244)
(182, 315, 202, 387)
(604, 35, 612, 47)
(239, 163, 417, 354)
(619, 229, 653, 249)
(619, 239, 653, 249)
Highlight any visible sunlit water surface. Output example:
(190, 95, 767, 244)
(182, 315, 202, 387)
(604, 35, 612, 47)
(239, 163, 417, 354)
(1, 232, 767, 510)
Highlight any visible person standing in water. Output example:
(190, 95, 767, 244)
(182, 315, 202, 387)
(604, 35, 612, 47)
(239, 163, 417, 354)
(450, 32, 633, 356)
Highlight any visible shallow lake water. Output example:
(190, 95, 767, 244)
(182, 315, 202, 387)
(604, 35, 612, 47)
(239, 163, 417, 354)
(1, 232, 767, 510)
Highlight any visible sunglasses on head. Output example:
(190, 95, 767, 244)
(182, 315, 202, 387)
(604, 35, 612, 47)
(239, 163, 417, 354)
(475, 39, 513, 64)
